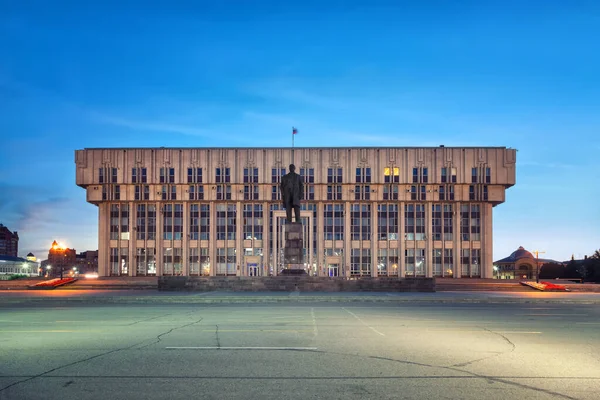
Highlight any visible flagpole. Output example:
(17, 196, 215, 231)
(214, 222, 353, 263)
(291, 127, 295, 162)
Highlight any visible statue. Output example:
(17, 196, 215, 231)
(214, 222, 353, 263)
(280, 164, 303, 223)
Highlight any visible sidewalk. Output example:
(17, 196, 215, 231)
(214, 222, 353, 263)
(1, 289, 600, 305)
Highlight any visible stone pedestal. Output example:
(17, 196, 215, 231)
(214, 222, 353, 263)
(283, 222, 304, 270)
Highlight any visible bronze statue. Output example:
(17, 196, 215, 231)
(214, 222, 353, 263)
(280, 164, 303, 223)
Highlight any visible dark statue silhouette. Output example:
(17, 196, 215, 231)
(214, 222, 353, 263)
(280, 164, 303, 223)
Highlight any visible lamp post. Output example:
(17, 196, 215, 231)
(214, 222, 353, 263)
(534, 250, 546, 283)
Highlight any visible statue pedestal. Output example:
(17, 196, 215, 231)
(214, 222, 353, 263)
(283, 222, 304, 272)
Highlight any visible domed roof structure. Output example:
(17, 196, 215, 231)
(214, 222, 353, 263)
(509, 246, 534, 261)
(494, 246, 535, 264)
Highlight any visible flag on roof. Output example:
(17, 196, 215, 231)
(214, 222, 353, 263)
(292, 127, 298, 135)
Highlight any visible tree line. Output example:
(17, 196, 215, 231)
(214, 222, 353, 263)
(539, 250, 600, 283)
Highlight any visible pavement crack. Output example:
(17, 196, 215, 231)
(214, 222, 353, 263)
(451, 327, 516, 368)
(136, 316, 204, 350)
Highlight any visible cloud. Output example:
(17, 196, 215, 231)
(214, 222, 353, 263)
(518, 161, 578, 169)
(91, 113, 210, 137)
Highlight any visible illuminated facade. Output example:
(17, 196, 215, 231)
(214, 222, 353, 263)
(75, 147, 516, 278)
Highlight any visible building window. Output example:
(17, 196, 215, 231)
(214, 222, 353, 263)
(188, 168, 203, 183)
(461, 249, 470, 277)
(327, 185, 342, 200)
(189, 248, 209, 276)
(355, 167, 371, 183)
(443, 204, 453, 241)
(441, 167, 447, 183)
(461, 205, 470, 241)
(299, 168, 314, 183)
(420, 185, 426, 201)
(405, 249, 415, 277)
(243, 204, 263, 241)
(243, 168, 259, 183)
(432, 204, 442, 241)
(377, 204, 398, 240)
(416, 248, 426, 277)
(135, 185, 149, 201)
(137, 204, 147, 240)
(327, 168, 343, 183)
(472, 167, 478, 183)
(422, 168, 428, 183)
(99, 168, 105, 183)
(132, 167, 147, 183)
(470, 204, 481, 241)
(471, 248, 481, 276)
(162, 185, 177, 200)
(162, 204, 183, 240)
(163, 247, 173, 275)
(109, 248, 119, 276)
(377, 248, 398, 276)
(444, 249, 453, 277)
(432, 248, 443, 276)
(405, 204, 425, 241)
(216, 184, 231, 200)
(324, 204, 344, 241)
(114, 185, 121, 200)
(384, 167, 399, 183)
(190, 204, 210, 241)
(119, 247, 128, 275)
(354, 185, 370, 201)
(350, 204, 371, 240)
(469, 185, 475, 200)
(300, 168, 315, 200)
(120, 204, 129, 240)
(216, 247, 236, 276)
(136, 248, 156, 276)
(111, 168, 118, 183)
(439, 185, 455, 201)
(451, 167, 457, 183)
(485, 167, 491, 184)
(271, 167, 286, 184)
(383, 184, 398, 200)
(350, 248, 371, 276)
(189, 185, 204, 200)
(483, 186, 488, 201)
(216, 204, 236, 241)
(110, 204, 119, 240)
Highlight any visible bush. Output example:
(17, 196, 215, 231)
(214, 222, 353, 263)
(539, 263, 564, 279)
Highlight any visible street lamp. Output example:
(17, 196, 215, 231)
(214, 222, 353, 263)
(534, 250, 546, 283)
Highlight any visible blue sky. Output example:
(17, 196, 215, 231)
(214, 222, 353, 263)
(1, 1, 599, 261)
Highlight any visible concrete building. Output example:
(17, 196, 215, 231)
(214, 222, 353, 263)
(75, 147, 516, 278)
(0, 223, 19, 257)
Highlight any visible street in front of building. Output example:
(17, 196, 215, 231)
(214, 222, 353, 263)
(1, 296, 599, 399)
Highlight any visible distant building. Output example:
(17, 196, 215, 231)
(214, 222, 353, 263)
(0, 255, 38, 277)
(75, 250, 99, 274)
(0, 223, 19, 257)
(493, 246, 561, 280)
(26, 252, 37, 262)
(46, 240, 77, 277)
(76, 146, 517, 278)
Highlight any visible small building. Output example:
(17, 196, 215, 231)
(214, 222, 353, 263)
(0, 255, 39, 277)
(493, 246, 561, 280)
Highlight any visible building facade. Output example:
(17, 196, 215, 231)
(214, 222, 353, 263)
(0, 223, 19, 257)
(75, 147, 516, 278)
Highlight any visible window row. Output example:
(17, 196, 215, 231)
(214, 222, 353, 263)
(99, 166, 493, 184)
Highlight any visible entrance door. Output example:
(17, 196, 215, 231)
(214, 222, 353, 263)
(327, 264, 339, 277)
(248, 263, 259, 276)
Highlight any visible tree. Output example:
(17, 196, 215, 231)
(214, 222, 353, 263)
(564, 259, 583, 280)
(539, 263, 564, 279)
(583, 250, 600, 283)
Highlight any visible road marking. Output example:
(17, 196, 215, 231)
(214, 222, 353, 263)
(517, 314, 588, 316)
(311, 307, 318, 337)
(0, 330, 98, 333)
(342, 308, 385, 336)
(166, 346, 318, 350)
(209, 329, 311, 332)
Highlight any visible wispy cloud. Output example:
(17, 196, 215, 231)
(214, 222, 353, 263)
(92, 113, 210, 137)
(518, 161, 578, 169)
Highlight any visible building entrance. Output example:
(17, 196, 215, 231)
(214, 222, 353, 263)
(327, 264, 339, 277)
(248, 263, 259, 276)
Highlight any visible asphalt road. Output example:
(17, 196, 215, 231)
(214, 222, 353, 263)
(1, 300, 599, 399)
